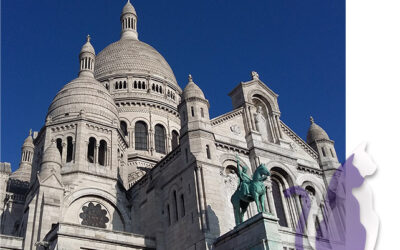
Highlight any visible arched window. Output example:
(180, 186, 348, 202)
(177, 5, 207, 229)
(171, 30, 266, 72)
(159, 86, 163, 93)
(180, 194, 185, 217)
(134, 81, 137, 89)
(155, 124, 166, 154)
(206, 145, 211, 159)
(321, 147, 326, 157)
(120, 121, 128, 137)
(87, 137, 96, 163)
(171, 130, 179, 150)
(142, 82, 146, 89)
(135, 121, 148, 151)
(330, 148, 335, 157)
(167, 204, 171, 226)
(271, 178, 288, 227)
(98, 140, 107, 166)
(152, 84, 155, 91)
(123, 81, 127, 89)
(56, 138, 63, 157)
(66, 136, 73, 163)
(191, 106, 195, 117)
(200, 108, 204, 118)
(173, 190, 178, 221)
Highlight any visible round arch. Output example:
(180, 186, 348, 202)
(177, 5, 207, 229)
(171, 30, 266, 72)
(62, 188, 131, 230)
(247, 89, 279, 112)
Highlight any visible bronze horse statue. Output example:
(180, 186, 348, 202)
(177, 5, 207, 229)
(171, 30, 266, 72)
(230, 157, 271, 225)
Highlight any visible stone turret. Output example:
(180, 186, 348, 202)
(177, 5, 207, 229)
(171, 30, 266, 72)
(179, 74, 215, 162)
(39, 140, 62, 181)
(307, 116, 338, 164)
(120, 0, 138, 40)
(79, 35, 96, 77)
(307, 116, 341, 186)
(10, 130, 35, 183)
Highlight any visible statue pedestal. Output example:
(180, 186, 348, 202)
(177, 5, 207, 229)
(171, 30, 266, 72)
(214, 213, 283, 250)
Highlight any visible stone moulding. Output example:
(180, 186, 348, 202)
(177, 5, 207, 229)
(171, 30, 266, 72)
(280, 121, 319, 159)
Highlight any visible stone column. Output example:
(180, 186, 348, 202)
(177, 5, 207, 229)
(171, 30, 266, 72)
(127, 77, 132, 93)
(266, 179, 277, 216)
(267, 113, 277, 143)
(94, 143, 99, 164)
(107, 147, 111, 166)
(248, 105, 256, 131)
(61, 142, 67, 163)
(72, 140, 76, 163)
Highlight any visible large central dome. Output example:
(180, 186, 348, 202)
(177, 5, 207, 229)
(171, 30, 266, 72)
(94, 39, 178, 86)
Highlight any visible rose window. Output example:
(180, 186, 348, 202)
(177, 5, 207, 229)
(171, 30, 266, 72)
(79, 202, 109, 228)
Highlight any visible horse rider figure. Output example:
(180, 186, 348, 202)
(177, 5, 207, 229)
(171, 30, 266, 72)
(236, 155, 252, 199)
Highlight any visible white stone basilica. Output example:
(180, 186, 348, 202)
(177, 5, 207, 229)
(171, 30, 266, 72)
(0, 1, 345, 250)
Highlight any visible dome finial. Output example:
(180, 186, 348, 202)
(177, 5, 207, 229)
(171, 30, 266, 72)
(188, 74, 193, 83)
(29, 128, 32, 136)
(310, 116, 314, 124)
(86, 34, 91, 43)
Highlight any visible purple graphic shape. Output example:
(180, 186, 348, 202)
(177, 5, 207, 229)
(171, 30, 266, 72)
(285, 154, 366, 249)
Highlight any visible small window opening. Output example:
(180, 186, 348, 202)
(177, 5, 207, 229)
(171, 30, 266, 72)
(173, 191, 178, 221)
(180, 194, 185, 217)
(66, 137, 73, 163)
(87, 137, 96, 163)
(56, 138, 63, 157)
(206, 145, 211, 159)
(322, 147, 326, 157)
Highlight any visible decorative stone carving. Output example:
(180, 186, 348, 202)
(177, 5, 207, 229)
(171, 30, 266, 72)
(255, 106, 268, 142)
(230, 124, 241, 135)
(251, 71, 259, 80)
(79, 202, 109, 228)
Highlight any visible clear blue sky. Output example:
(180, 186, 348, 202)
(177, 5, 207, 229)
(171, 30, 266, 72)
(1, 0, 345, 170)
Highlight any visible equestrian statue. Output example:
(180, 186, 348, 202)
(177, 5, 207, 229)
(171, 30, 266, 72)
(230, 155, 271, 225)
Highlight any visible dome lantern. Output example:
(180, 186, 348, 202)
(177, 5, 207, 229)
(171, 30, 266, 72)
(120, 0, 138, 40)
(79, 35, 96, 77)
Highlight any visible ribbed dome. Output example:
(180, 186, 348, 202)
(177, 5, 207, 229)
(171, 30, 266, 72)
(306, 117, 330, 144)
(94, 39, 178, 87)
(183, 75, 205, 99)
(122, 0, 136, 15)
(47, 76, 119, 123)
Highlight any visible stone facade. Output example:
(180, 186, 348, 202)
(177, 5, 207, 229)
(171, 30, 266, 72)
(0, 1, 344, 250)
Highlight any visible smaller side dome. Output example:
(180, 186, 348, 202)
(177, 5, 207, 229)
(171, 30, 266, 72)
(42, 141, 62, 166)
(80, 35, 95, 55)
(183, 74, 205, 100)
(23, 129, 34, 148)
(122, 0, 136, 15)
(306, 116, 330, 144)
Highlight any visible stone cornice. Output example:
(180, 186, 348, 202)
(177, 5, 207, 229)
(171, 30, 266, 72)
(215, 141, 249, 155)
(297, 164, 323, 176)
